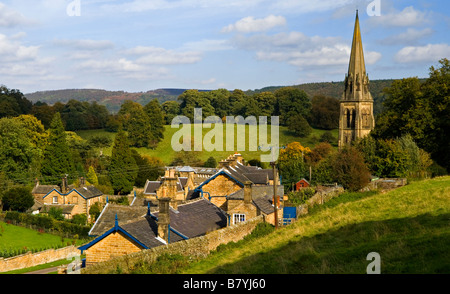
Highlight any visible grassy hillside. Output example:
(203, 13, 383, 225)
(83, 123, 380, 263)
(102, 176, 449, 274)
(77, 125, 338, 166)
(177, 176, 450, 274)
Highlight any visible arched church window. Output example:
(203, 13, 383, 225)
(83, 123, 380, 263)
(351, 109, 356, 128)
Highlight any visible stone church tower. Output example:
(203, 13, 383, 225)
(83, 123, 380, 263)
(338, 11, 375, 149)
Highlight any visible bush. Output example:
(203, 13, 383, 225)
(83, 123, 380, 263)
(287, 188, 316, 206)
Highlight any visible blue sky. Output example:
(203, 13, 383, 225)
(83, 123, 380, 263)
(0, 0, 449, 94)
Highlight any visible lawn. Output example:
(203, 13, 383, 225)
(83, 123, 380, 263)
(0, 222, 79, 256)
(76, 125, 338, 165)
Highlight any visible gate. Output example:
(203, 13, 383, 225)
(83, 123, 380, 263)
(282, 206, 297, 226)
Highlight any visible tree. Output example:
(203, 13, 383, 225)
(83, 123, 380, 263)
(306, 142, 333, 167)
(373, 58, 450, 171)
(331, 146, 371, 191)
(132, 150, 164, 187)
(178, 90, 215, 122)
(309, 95, 340, 130)
(108, 129, 138, 195)
(278, 142, 311, 191)
(161, 101, 180, 124)
(2, 187, 34, 212)
(86, 166, 98, 185)
(203, 156, 217, 168)
(274, 87, 311, 126)
(287, 114, 312, 137)
(119, 101, 154, 148)
(0, 86, 32, 118)
(0, 117, 41, 182)
(41, 113, 76, 184)
(144, 99, 165, 142)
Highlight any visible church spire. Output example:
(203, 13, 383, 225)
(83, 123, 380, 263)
(343, 10, 371, 101)
(338, 10, 375, 149)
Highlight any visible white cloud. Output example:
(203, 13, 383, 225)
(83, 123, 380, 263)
(394, 44, 450, 63)
(53, 39, 115, 51)
(0, 34, 40, 62)
(0, 3, 34, 27)
(125, 46, 202, 65)
(367, 6, 430, 28)
(379, 28, 434, 46)
(181, 39, 232, 52)
(232, 31, 381, 70)
(222, 15, 286, 33)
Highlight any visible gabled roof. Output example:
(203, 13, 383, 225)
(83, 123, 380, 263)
(195, 161, 276, 192)
(42, 185, 103, 200)
(143, 178, 186, 196)
(32, 184, 59, 195)
(89, 203, 149, 236)
(79, 215, 151, 253)
(79, 198, 228, 255)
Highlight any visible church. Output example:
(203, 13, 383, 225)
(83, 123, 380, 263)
(338, 11, 375, 149)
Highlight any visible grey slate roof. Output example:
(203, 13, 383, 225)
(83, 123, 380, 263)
(252, 195, 277, 215)
(32, 184, 58, 195)
(77, 186, 103, 199)
(89, 204, 149, 236)
(88, 198, 228, 249)
(227, 185, 284, 201)
(153, 198, 228, 238)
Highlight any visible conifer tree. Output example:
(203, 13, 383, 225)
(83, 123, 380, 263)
(108, 129, 138, 195)
(41, 112, 74, 184)
(86, 166, 98, 185)
(144, 98, 165, 141)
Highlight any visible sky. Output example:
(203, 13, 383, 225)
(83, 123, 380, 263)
(0, 0, 449, 94)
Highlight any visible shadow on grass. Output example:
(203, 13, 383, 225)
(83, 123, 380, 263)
(205, 213, 450, 274)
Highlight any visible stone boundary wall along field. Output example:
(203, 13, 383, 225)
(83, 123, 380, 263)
(0, 246, 79, 273)
(82, 215, 265, 274)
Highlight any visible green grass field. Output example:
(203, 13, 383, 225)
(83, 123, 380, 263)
(0, 222, 79, 256)
(76, 125, 338, 165)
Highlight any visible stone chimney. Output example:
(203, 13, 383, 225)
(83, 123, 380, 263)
(80, 177, 85, 186)
(61, 176, 68, 194)
(157, 197, 171, 243)
(244, 181, 252, 204)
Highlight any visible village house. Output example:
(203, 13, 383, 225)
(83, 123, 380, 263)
(31, 176, 104, 221)
(142, 168, 196, 208)
(194, 153, 284, 226)
(77, 153, 285, 265)
(79, 197, 228, 266)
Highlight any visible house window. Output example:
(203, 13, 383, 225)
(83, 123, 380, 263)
(233, 214, 245, 225)
(52, 196, 58, 204)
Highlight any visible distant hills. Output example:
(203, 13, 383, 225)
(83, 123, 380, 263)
(25, 79, 402, 114)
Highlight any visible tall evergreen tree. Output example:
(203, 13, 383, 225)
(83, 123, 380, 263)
(41, 112, 75, 184)
(108, 129, 137, 195)
(144, 99, 165, 141)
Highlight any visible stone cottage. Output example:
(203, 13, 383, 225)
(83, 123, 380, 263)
(194, 153, 284, 226)
(31, 176, 104, 221)
(78, 197, 228, 266)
